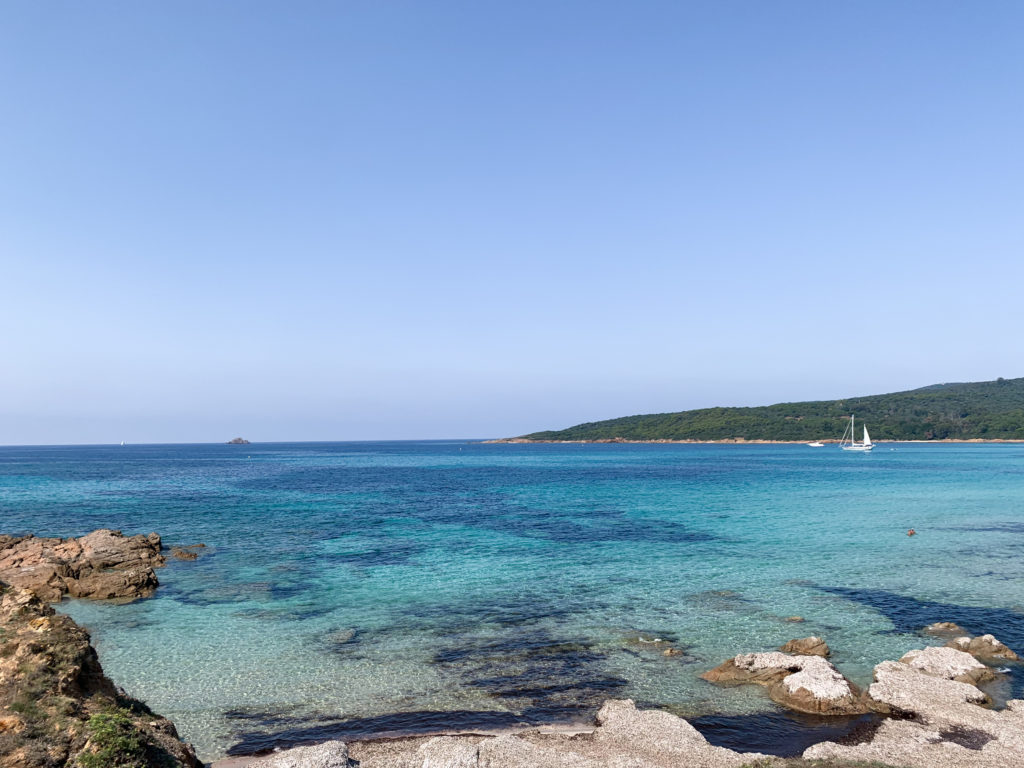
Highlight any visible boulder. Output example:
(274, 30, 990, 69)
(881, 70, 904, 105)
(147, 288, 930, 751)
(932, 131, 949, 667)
(867, 658, 990, 715)
(245, 741, 349, 768)
(590, 699, 764, 766)
(924, 621, 967, 636)
(701, 652, 866, 715)
(779, 636, 830, 657)
(346, 700, 766, 768)
(478, 735, 600, 768)
(899, 646, 995, 687)
(806, 642, 1024, 768)
(946, 633, 1020, 661)
(0, 529, 169, 602)
(415, 736, 479, 768)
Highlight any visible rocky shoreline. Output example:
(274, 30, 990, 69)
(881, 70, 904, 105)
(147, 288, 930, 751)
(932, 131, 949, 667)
(3, 529, 1024, 767)
(0, 581, 201, 768)
(0, 529, 169, 602)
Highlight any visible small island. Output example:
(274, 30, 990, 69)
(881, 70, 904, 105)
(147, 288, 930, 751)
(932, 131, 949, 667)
(226, 437, 250, 444)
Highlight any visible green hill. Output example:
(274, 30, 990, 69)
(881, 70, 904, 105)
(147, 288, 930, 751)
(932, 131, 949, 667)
(517, 377, 1024, 442)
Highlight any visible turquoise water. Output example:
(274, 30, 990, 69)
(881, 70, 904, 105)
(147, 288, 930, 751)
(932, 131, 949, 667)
(2, 441, 1023, 760)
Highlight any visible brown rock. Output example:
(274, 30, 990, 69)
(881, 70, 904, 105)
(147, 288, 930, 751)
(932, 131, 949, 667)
(701, 652, 866, 715)
(923, 621, 968, 637)
(946, 633, 1020, 661)
(780, 636, 830, 657)
(0, 581, 200, 768)
(784, 616, 805, 623)
(171, 547, 199, 561)
(662, 647, 685, 657)
(0, 529, 169, 602)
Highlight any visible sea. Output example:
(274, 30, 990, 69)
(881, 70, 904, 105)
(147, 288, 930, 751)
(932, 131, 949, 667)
(2, 441, 1023, 761)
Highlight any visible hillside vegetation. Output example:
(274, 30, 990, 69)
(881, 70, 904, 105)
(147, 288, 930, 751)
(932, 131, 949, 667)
(519, 377, 1024, 442)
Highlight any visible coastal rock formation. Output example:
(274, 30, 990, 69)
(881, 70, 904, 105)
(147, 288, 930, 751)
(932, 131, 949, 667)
(232, 634, 1024, 768)
(805, 643, 1024, 767)
(898, 646, 995, 688)
(0, 529, 166, 602)
(946, 633, 1020, 661)
(0, 581, 200, 768)
(228, 437, 251, 444)
(779, 636, 830, 657)
(243, 741, 350, 768)
(346, 699, 766, 768)
(700, 652, 866, 715)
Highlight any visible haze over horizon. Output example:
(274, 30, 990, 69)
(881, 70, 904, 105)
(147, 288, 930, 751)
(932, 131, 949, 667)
(3, 2, 1023, 445)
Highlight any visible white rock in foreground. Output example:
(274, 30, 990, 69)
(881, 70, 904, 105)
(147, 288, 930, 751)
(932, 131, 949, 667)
(806, 647, 1024, 768)
(245, 741, 350, 768)
(899, 645, 994, 686)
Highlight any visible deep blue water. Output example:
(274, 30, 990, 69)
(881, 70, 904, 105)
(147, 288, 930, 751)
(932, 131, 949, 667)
(2, 441, 1023, 759)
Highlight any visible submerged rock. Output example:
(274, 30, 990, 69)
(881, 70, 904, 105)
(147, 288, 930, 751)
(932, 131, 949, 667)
(0, 581, 200, 768)
(0, 529, 169, 602)
(779, 636, 830, 657)
(701, 652, 866, 715)
(924, 620, 968, 636)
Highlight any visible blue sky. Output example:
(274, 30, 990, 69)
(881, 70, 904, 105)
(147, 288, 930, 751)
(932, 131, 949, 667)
(2, 2, 1022, 443)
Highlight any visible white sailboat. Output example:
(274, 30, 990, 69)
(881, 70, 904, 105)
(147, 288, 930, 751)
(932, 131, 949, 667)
(839, 415, 873, 452)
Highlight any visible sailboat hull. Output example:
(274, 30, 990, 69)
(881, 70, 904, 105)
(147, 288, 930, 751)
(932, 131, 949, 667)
(841, 445, 873, 451)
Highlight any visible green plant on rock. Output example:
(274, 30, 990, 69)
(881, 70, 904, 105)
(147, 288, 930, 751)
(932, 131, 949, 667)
(77, 710, 147, 768)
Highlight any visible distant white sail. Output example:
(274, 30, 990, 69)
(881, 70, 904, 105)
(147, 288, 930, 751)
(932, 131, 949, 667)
(863, 426, 871, 446)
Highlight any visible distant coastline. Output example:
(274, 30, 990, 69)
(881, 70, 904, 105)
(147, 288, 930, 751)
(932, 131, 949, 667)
(484, 437, 1024, 444)
(502, 377, 1024, 443)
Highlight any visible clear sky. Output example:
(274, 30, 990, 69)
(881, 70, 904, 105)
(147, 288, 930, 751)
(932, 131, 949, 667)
(2, 1, 1022, 444)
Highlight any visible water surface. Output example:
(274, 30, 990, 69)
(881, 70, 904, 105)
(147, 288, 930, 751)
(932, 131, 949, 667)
(2, 441, 1022, 759)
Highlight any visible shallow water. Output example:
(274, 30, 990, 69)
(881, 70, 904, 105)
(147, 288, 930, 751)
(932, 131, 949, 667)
(2, 441, 1023, 759)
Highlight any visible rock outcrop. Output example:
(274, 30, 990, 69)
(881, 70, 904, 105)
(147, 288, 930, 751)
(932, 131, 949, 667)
(0, 529, 166, 602)
(946, 633, 1020, 661)
(346, 699, 767, 768)
(779, 636, 830, 657)
(898, 646, 995, 688)
(243, 741, 350, 768)
(700, 651, 866, 715)
(0, 581, 200, 768)
(805, 642, 1024, 767)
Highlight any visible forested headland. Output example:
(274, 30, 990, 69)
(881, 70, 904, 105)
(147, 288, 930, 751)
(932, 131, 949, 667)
(510, 377, 1024, 442)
